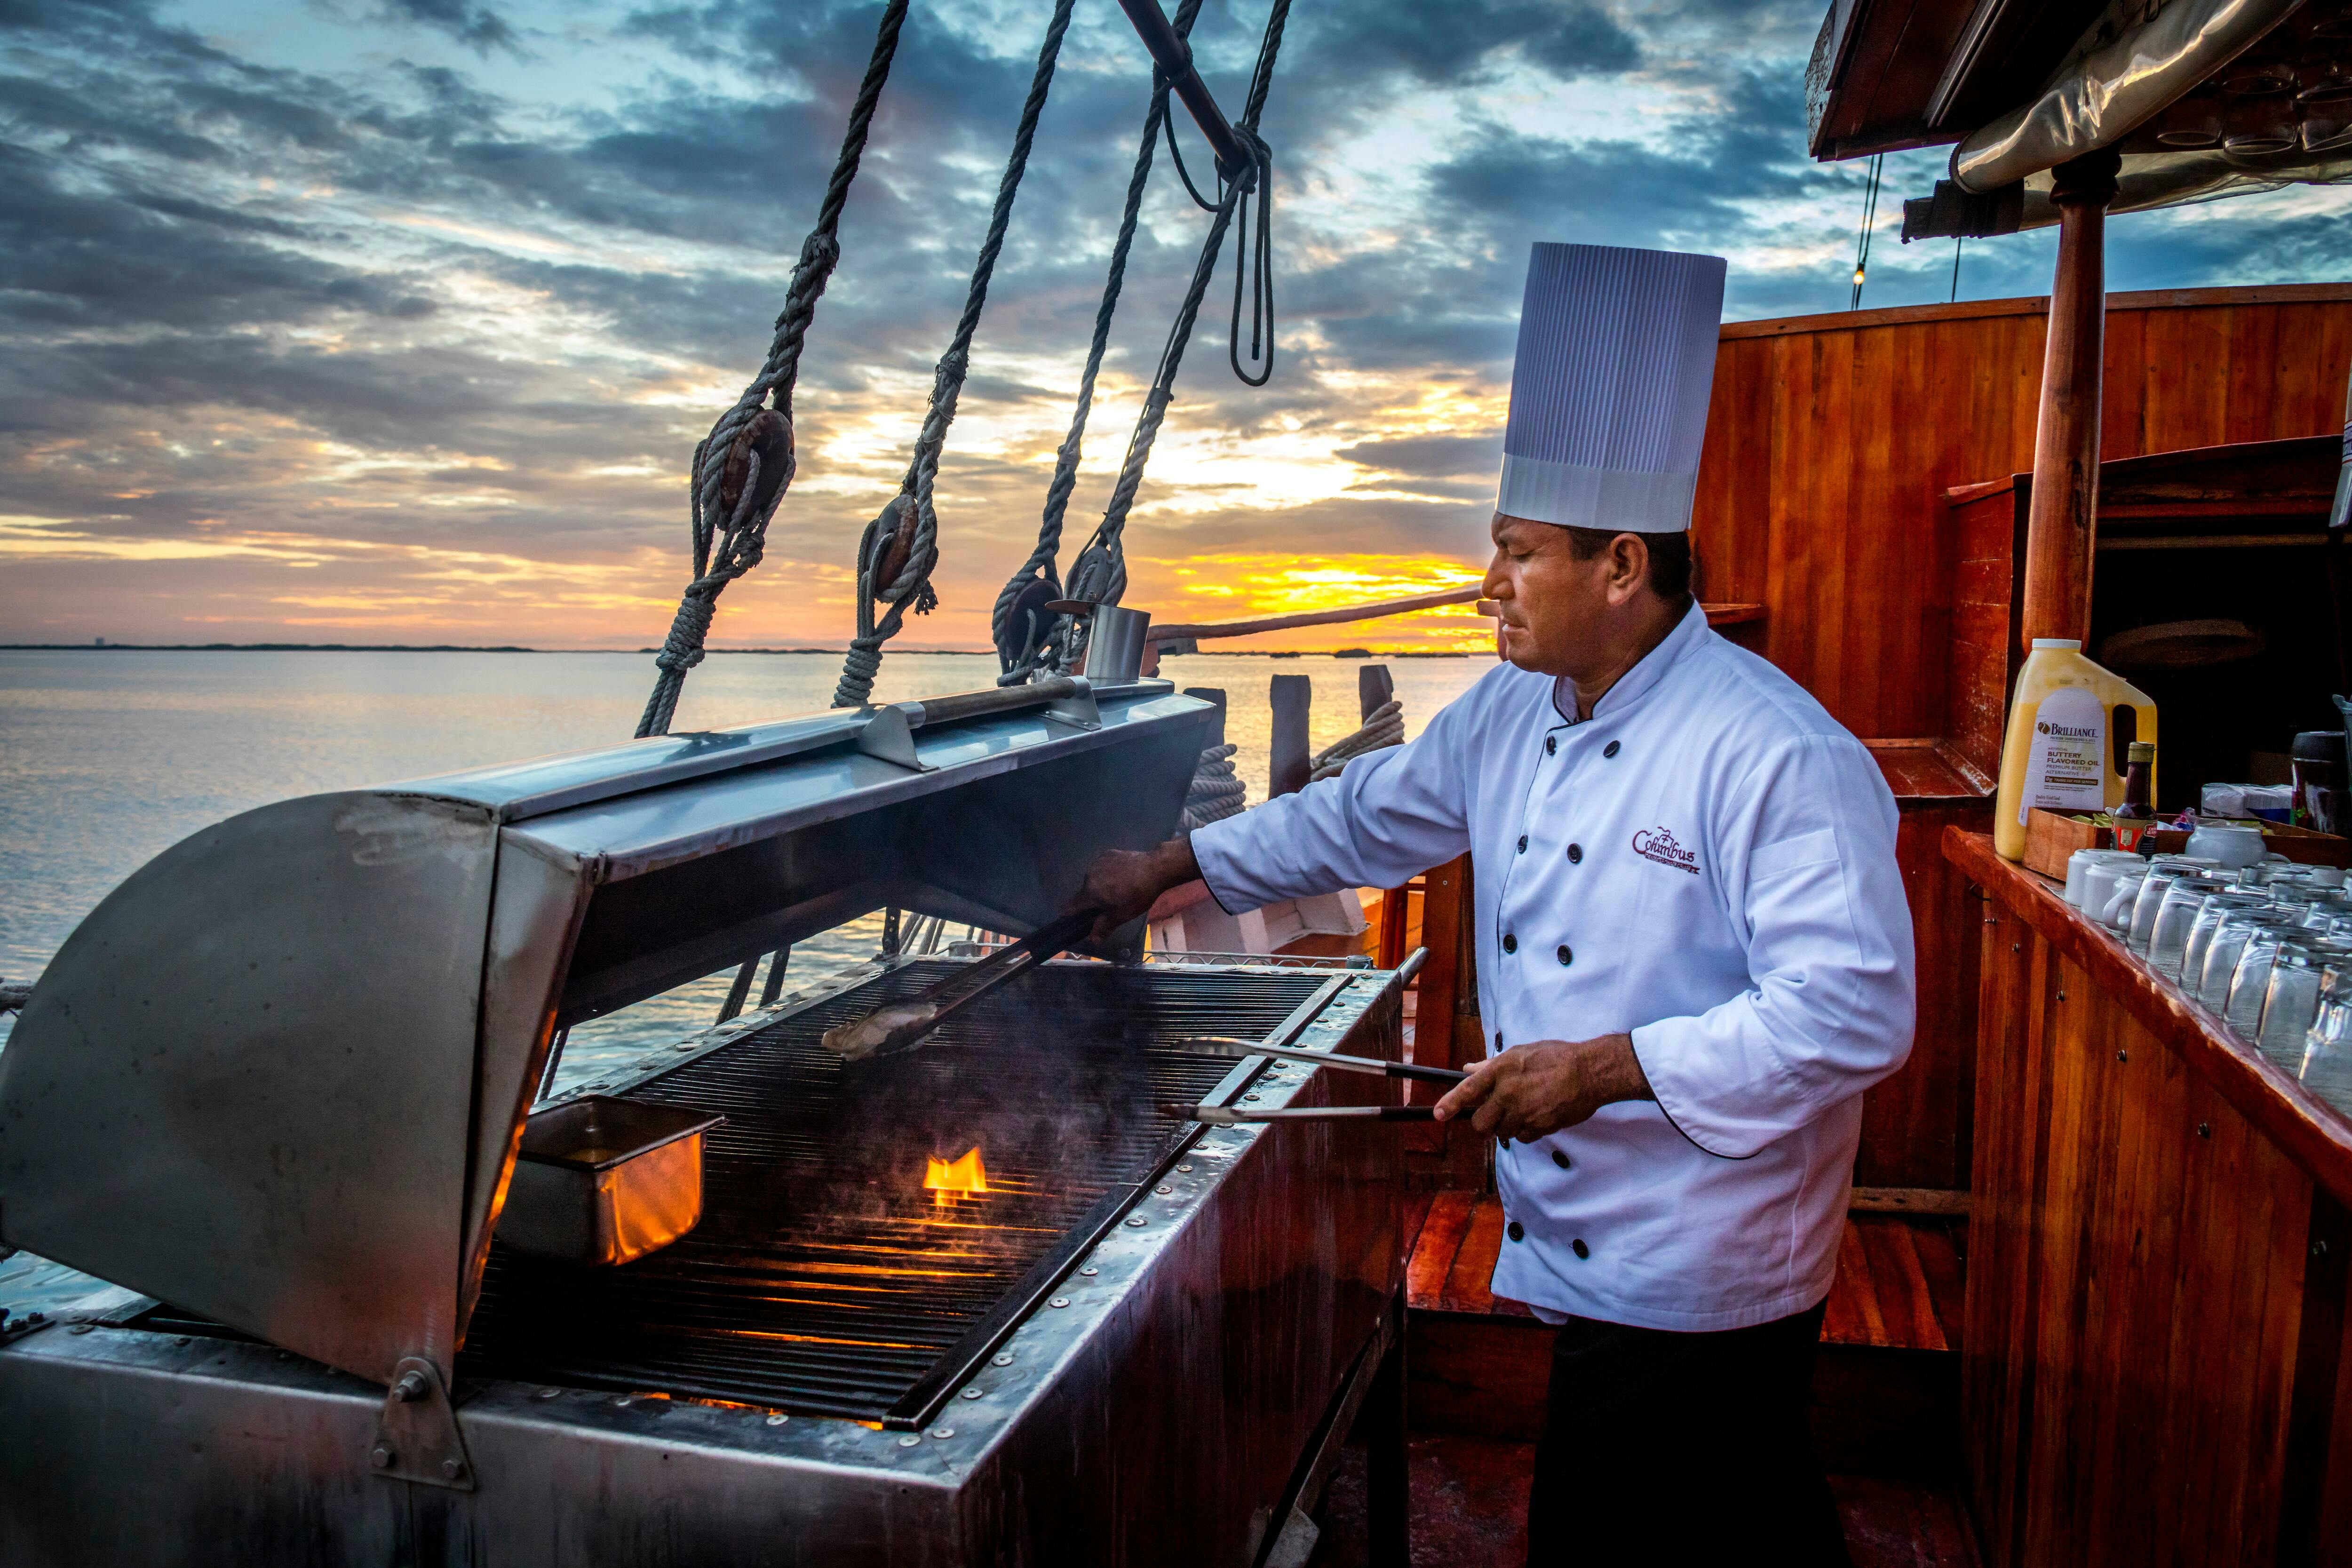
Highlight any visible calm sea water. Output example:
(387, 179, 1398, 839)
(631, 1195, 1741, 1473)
(0, 646, 1487, 1314)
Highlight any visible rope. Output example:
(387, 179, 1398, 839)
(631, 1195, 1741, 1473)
(635, 0, 909, 738)
(1179, 742, 1247, 830)
(991, 0, 1208, 683)
(1849, 151, 1883, 311)
(1307, 698, 1404, 782)
(832, 0, 1079, 709)
(1050, 0, 1294, 678)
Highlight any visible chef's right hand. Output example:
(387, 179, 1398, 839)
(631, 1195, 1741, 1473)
(1071, 836, 1201, 947)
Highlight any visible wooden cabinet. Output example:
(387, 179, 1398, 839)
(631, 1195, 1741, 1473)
(1952, 830, 2352, 1565)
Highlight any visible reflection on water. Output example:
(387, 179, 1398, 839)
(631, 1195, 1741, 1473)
(0, 647, 1486, 1314)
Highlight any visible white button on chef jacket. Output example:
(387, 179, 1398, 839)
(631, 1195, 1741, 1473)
(1192, 601, 1915, 1332)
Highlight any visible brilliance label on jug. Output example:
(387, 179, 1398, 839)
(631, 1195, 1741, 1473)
(2018, 687, 2107, 825)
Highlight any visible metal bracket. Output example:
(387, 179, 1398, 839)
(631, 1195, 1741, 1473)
(855, 705, 932, 771)
(1043, 678, 1100, 732)
(370, 1356, 476, 1491)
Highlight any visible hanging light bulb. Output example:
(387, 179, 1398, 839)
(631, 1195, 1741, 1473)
(1852, 266, 1867, 287)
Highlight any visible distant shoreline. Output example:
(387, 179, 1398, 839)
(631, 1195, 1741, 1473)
(2, 644, 1475, 658)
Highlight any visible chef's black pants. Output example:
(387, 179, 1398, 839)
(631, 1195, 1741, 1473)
(1524, 1298, 1849, 1567)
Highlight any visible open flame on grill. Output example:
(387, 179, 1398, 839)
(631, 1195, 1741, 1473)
(924, 1146, 989, 1207)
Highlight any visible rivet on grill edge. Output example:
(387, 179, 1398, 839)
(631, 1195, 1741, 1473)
(1155, 1185, 1174, 1194)
(1126, 1215, 1148, 1227)
(371, 1446, 395, 1469)
(535, 1387, 563, 1400)
(1049, 1297, 1070, 1309)
(1079, 1266, 1098, 1277)
(612, 1395, 634, 1406)
(992, 1353, 1015, 1366)
(175, 1335, 192, 1346)
(930, 1427, 955, 1440)
(1176, 1164, 1192, 1173)
(68, 1323, 92, 1335)
(898, 1434, 921, 1447)
(961, 1387, 984, 1400)
(766, 1413, 789, 1426)
(1243, 1093, 1262, 1102)
(441, 1458, 465, 1480)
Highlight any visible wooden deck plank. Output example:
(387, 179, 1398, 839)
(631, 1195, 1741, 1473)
(1909, 1221, 1967, 1350)
(1442, 1197, 1509, 1315)
(1406, 1191, 1477, 1311)
(1823, 1219, 1885, 1347)
(1856, 1214, 1948, 1353)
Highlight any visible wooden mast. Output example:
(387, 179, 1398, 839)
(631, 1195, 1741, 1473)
(2018, 149, 2121, 649)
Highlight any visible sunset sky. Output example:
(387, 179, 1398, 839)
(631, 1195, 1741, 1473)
(6, 0, 2351, 655)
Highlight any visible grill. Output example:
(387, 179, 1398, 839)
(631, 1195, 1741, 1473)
(0, 677, 1413, 1566)
(463, 962, 1336, 1426)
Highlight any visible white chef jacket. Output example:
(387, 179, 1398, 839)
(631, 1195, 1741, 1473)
(1191, 600, 1915, 1332)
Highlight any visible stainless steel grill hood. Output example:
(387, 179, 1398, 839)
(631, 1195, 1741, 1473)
(0, 678, 1216, 1395)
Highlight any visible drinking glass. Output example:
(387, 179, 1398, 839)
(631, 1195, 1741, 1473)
(2202, 911, 2291, 1011)
(2151, 877, 2234, 980)
(2259, 939, 2352, 1070)
(2228, 923, 2296, 1038)
(2128, 866, 2200, 954)
(2300, 960, 2352, 1112)
(2182, 892, 2267, 990)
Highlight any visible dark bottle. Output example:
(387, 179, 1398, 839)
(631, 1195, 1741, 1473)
(2114, 740, 2156, 820)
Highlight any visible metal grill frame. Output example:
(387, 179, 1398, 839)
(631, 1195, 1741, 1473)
(486, 955, 1352, 1432)
(0, 957, 1411, 1568)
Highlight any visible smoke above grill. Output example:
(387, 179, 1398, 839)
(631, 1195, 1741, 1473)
(461, 961, 1336, 1427)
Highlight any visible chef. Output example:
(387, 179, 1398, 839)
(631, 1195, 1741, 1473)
(1077, 243, 1914, 1564)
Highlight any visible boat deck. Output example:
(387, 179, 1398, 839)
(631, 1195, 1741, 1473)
(1324, 1189, 1981, 1565)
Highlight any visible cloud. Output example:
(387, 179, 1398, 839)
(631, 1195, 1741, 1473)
(366, 0, 524, 57)
(0, 0, 2347, 656)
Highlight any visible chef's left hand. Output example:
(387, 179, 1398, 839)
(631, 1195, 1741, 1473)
(1432, 1034, 1653, 1142)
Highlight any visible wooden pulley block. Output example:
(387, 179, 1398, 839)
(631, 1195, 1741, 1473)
(718, 408, 794, 524)
(869, 493, 918, 592)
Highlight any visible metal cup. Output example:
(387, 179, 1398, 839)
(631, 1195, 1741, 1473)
(1075, 603, 1151, 684)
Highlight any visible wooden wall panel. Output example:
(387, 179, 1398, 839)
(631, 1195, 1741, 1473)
(1695, 286, 2352, 745)
(1856, 803, 1986, 1190)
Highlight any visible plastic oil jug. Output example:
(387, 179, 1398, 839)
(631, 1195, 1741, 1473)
(1993, 639, 2159, 861)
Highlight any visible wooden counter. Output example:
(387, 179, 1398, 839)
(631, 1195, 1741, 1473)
(1946, 828, 2352, 1566)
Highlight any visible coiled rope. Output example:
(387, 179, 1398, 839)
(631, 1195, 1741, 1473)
(1008, 0, 1293, 684)
(831, 0, 1080, 709)
(1179, 741, 1247, 830)
(634, 0, 909, 739)
(1308, 698, 1404, 781)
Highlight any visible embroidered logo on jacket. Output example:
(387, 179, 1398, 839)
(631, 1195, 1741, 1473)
(1630, 826, 1700, 875)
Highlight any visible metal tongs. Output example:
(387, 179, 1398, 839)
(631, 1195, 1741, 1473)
(821, 908, 1102, 1062)
(1155, 1034, 1462, 1124)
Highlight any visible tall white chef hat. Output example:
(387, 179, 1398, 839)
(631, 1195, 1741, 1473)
(1496, 243, 1727, 533)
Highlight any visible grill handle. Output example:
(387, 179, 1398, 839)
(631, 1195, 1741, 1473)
(910, 677, 1086, 728)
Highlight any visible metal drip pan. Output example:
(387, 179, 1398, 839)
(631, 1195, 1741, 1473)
(502, 1097, 726, 1267)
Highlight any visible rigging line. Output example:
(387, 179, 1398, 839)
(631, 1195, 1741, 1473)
(635, 0, 909, 738)
(1230, 135, 1274, 386)
(992, 0, 1209, 682)
(831, 0, 1081, 710)
(1161, 67, 1222, 212)
(1950, 235, 1964, 303)
(1054, 0, 1293, 674)
(1849, 151, 1882, 312)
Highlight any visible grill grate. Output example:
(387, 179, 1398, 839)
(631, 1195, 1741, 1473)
(460, 961, 1336, 1425)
